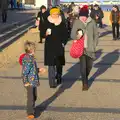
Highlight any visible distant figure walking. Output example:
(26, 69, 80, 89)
(110, 5, 120, 40)
(10, 0, 14, 9)
(0, 0, 9, 23)
(37, 5, 49, 43)
(90, 4, 104, 28)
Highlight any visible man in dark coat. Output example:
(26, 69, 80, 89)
(90, 4, 104, 28)
(37, 5, 49, 43)
(0, 0, 9, 23)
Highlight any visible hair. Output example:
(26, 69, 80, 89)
(24, 41, 36, 53)
(40, 5, 46, 11)
(113, 5, 119, 11)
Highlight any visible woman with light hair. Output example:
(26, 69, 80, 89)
(44, 7, 68, 88)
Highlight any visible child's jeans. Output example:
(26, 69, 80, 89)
(26, 86, 37, 115)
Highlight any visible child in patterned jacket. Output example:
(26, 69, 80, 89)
(19, 41, 45, 119)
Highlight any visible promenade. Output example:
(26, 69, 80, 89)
(0, 24, 120, 120)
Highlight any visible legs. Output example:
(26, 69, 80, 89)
(80, 55, 93, 90)
(2, 10, 7, 23)
(39, 32, 43, 43)
(48, 57, 63, 88)
(26, 86, 37, 116)
(48, 66, 56, 88)
(112, 23, 119, 40)
(112, 23, 116, 39)
(116, 23, 119, 39)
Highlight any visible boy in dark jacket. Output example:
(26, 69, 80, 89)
(90, 4, 104, 28)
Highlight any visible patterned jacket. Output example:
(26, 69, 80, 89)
(22, 54, 39, 87)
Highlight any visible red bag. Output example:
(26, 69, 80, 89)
(70, 37, 84, 58)
(19, 53, 26, 65)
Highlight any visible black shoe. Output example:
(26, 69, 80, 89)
(82, 84, 88, 91)
(56, 75, 62, 85)
(50, 86, 57, 88)
(113, 38, 116, 40)
(38, 41, 42, 43)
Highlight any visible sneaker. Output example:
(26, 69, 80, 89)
(38, 41, 42, 43)
(27, 114, 34, 119)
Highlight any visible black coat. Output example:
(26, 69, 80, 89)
(44, 19, 68, 66)
(37, 11, 49, 37)
(0, 0, 9, 11)
(90, 9, 104, 23)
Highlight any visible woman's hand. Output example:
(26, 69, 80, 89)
(46, 32, 49, 36)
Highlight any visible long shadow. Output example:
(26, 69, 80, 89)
(94, 49, 103, 61)
(35, 62, 81, 118)
(99, 30, 112, 38)
(89, 49, 119, 88)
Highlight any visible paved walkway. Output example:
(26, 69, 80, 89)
(0, 10, 38, 31)
(0, 26, 120, 120)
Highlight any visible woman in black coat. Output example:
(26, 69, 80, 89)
(37, 5, 49, 43)
(44, 7, 68, 88)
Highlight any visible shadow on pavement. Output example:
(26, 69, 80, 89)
(99, 30, 112, 38)
(89, 49, 119, 88)
(94, 49, 103, 61)
(35, 62, 81, 118)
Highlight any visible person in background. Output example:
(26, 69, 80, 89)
(0, 0, 9, 23)
(90, 4, 104, 28)
(44, 7, 68, 88)
(37, 5, 49, 43)
(71, 5, 98, 91)
(110, 5, 120, 40)
(10, 0, 14, 10)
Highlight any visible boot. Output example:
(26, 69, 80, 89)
(82, 84, 88, 91)
(56, 74, 62, 85)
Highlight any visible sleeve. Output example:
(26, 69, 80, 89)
(61, 22, 68, 45)
(119, 12, 120, 24)
(70, 20, 78, 40)
(109, 12, 113, 24)
(22, 58, 33, 84)
(93, 20, 99, 51)
(101, 10, 104, 18)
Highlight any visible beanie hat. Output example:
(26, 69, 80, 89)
(50, 7, 60, 15)
(79, 5, 89, 17)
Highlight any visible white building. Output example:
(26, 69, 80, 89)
(22, 0, 60, 9)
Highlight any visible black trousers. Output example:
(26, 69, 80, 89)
(112, 23, 119, 39)
(2, 10, 7, 23)
(48, 57, 63, 87)
(26, 86, 37, 115)
(79, 55, 93, 85)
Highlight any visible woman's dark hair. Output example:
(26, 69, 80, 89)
(113, 5, 119, 11)
(40, 5, 46, 11)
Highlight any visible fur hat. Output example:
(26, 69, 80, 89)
(50, 7, 60, 15)
(79, 5, 89, 17)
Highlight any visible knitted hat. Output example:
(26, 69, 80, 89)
(79, 5, 89, 17)
(50, 7, 60, 15)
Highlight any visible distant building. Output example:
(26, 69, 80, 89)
(19, 0, 60, 9)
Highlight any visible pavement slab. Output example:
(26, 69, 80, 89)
(0, 26, 120, 120)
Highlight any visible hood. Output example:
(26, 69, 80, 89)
(19, 53, 26, 66)
(79, 16, 92, 24)
(47, 15, 62, 26)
